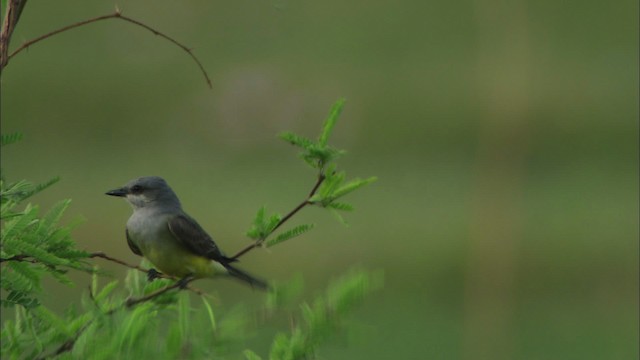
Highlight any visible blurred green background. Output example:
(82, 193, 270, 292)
(1, 0, 638, 359)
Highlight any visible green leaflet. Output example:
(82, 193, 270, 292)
(246, 205, 282, 241)
(333, 176, 378, 199)
(202, 297, 217, 331)
(310, 167, 377, 211)
(266, 224, 315, 248)
(279, 99, 347, 169)
(318, 98, 345, 147)
(279, 132, 314, 149)
(326, 202, 354, 211)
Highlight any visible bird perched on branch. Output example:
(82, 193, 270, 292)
(106, 176, 268, 290)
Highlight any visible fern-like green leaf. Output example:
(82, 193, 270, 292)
(318, 98, 345, 147)
(266, 224, 315, 248)
(267, 213, 282, 233)
(54, 247, 91, 259)
(7, 261, 41, 290)
(1, 204, 38, 246)
(38, 199, 71, 239)
(3, 291, 40, 309)
(279, 132, 314, 150)
(49, 268, 74, 286)
(246, 206, 282, 240)
(2, 264, 36, 293)
(117, 302, 156, 352)
(254, 206, 266, 228)
(66, 312, 92, 335)
(246, 206, 266, 239)
(11, 241, 70, 266)
(72, 318, 98, 356)
(0, 177, 59, 206)
(332, 176, 377, 200)
(0, 180, 31, 205)
(95, 281, 120, 303)
(1, 133, 23, 147)
(301, 145, 345, 168)
(202, 297, 217, 331)
(326, 202, 354, 211)
(25, 177, 60, 200)
(32, 306, 72, 338)
(310, 166, 344, 203)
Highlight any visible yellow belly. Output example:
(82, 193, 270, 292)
(144, 244, 226, 279)
(127, 212, 228, 279)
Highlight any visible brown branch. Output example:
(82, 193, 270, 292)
(0, 254, 37, 263)
(0, 0, 28, 71)
(4, 9, 212, 88)
(231, 172, 325, 259)
(89, 251, 148, 272)
(1, 251, 208, 297)
(124, 277, 193, 308)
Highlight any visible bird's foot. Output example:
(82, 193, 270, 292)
(147, 268, 161, 282)
(177, 275, 194, 289)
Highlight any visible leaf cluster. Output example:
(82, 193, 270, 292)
(279, 99, 347, 170)
(243, 99, 376, 253)
(1, 136, 93, 310)
(310, 165, 377, 224)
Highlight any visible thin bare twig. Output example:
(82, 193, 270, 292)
(0, 0, 28, 70)
(5, 9, 212, 87)
(231, 172, 325, 259)
(89, 251, 149, 273)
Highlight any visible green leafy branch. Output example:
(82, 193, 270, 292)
(0, 151, 94, 309)
(232, 99, 377, 259)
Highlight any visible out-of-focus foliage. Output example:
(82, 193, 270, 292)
(264, 269, 383, 360)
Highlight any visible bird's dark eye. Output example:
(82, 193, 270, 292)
(130, 185, 143, 193)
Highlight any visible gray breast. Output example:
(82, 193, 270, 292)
(127, 209, 174, 253)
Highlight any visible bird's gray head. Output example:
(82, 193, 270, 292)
(106, 176, 181, 210)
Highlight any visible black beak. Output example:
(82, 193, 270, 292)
(106, 187, 128, 197)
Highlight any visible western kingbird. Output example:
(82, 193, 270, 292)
(106, 176, 267, 290)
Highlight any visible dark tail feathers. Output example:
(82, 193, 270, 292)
(224, 264, 269, 291)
